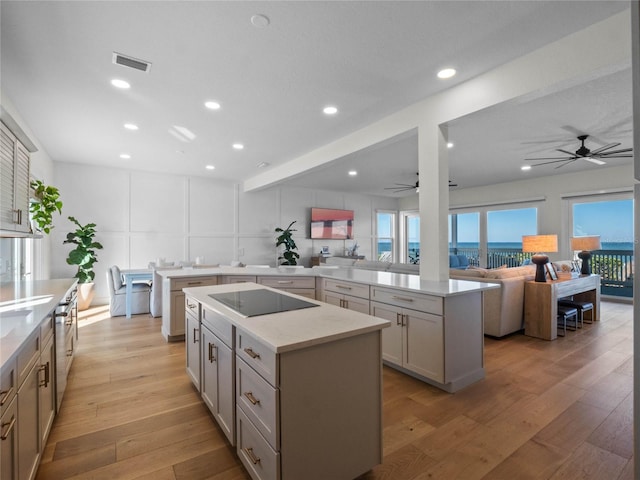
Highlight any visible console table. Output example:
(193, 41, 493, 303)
(524, 274, 600, 340)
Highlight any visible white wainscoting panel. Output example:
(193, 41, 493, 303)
(239, 189, 278, 235)
(189, 236, 235, 266)
(189, 177, 236, 234)
(131, 172, 186, 232)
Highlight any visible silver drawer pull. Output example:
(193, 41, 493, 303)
(187, 281, 202, 286)
(0, 388, 14, 406)
(277, 280, 293, 284)
(391, 295, 414, 302)
(336, 284, 352, 290)
(187, 302, 197, 309)
(244, 347, 260, 359)
(1, 415, 16, 440)
(244, 391, 260, 405)
(244, 447, 261, 465)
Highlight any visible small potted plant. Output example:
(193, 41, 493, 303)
(29, 179, 63, 234)
(64, 216, 103, 310)
(275, 221, 300, 266)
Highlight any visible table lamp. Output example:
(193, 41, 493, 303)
(522, 234, 558, 282)
(571, 235, 601, 275)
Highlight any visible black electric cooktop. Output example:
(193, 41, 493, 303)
(208, 289, 319, 317)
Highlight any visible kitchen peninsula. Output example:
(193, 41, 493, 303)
(182, 282, 389, 480)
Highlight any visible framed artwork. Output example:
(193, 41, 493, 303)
(320, 246, 330, 255)
(546, 262, 558, 280)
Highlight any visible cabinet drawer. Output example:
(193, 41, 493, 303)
(237, 358, 278, 450)
(221, 275, 257, 284)
(40, 314, 55, 345)
(278, 288, 316, 299)
(185, 296, 200, 320)
(371, 286, 443, 315)
(257, 276, 315, 289)
(0, 358, 16, 417)
(237, 407, 280, 480)
(236, 330, 277, 386)
(324, 279, 370, 299)
(17, 330, 39, 388)
(202, 306, 233, 348)
(172, 276, 218, 291)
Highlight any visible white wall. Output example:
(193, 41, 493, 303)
(52, 162, 398, 305)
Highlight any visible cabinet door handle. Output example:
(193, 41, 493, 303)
(38, 362, 50, 387)
(0, 388, 14, 406)
(67, 348, 73, 357)
(193, 328, 199, 343)
(392, 295, 414, 303)
(396, 313, 402, 326)
(244, 347, 260, 359)
(208, 343, 217, 363)
(244, 391, 261, 405)
(244, 447, 261, 465)
(1, 415, 16, 440)
(403, 313, 408, 327)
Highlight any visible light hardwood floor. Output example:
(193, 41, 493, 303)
(37, 300, 634, 480)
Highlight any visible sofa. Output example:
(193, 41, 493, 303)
(449, 265, 536, 337)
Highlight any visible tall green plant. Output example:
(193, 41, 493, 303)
(29, 180, 63, 234)
(64, 216, 103, 283)
(275, 220, 300, 265)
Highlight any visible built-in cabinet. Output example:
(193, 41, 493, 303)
(0, 121, 31, 234)
(256, 276, 315, 299)
(185, 298, 200, 390)
(322, 278, 370, 314)
(0, 313, 58, 480)
(200, 305, 235, 445)
(162, 276, 218, 340)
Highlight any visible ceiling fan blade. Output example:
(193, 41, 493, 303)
(554, 159, 578, 169)
(597, 148, 633, 156)
(595, 154, 633, 158)
(589, 143, 620, 155)
(557, 149, 577, 156)
(529, 158, 576, 167)
(583, 157, 606, 166)
(525, 156, 574, 161)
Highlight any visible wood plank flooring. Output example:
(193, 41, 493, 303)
(36, 300, 634, 480)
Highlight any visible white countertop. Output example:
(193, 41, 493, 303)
(0, 278, 77, 368)
(160, 265, 499, 297)
(183, 282, 390, 354)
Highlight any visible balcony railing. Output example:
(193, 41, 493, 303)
(449, 247, 634, 298)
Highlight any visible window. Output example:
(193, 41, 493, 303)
(376, 211, 396, 262)
(487, 207, 537, 267)
(449, 212, 480, 266)
(570, 195, 633, 297)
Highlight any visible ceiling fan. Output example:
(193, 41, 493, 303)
(384, 173, 458, 193)
(524, 134, 633, 168)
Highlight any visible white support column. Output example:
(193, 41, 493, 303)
(418, 123, 449, 282)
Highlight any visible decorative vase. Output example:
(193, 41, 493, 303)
(77, 282, 95, 311)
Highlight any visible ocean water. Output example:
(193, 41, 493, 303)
(377, 241, 634, 251)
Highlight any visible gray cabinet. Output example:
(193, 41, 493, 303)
(201, 307, 235, 445)
(0, 122, 31, 234)
(163, 276, 217, 341)
(0, 396, 18, 480)
(322, 279, 370, 314)
(185, 300, 200, 390)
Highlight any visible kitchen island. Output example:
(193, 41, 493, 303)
(183, 282, 389, 480)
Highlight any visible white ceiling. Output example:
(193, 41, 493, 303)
(0, 1, 632, 197)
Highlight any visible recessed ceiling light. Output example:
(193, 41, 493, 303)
(251, 14, 270, 27)
(124, 123, 138, 130)
(348, 170, 357, 176)
(257, 162, 270, 168)
(119, 153, 131, 159)
(205, 165, 215, 170)
(437, 68, 456, 79)
(447, 142, 454, 148)
(323, 106, 338, 115)
(204, 101, 221, 110)
(111, 79, 130, 89)
(521, 165, 532, 171)
(232, 143, 244, 150)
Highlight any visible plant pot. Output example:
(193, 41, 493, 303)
(77, 282, 95, 311)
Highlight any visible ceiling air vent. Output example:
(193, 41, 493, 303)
(112, 52, 152, 73)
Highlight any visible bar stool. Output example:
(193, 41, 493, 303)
(557, 305, 578, 337)
(559, 299, 594, 326)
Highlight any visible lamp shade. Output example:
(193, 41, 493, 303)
(571, 235, 601, 251)
(522, 234, 558, 253)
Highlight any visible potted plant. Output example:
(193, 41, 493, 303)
(275, 221, 300, 266)
(64, 216, 103, 310)
(29, 179, 63, 234)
